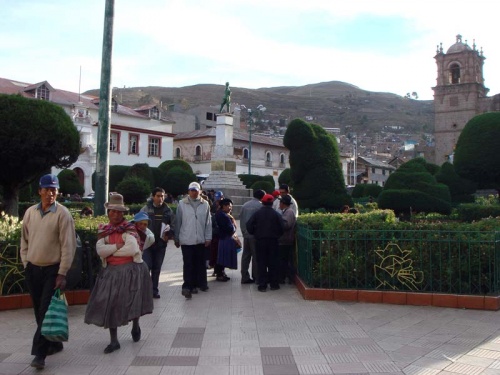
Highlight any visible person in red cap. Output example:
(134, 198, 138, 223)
(246, 194, 284, 292)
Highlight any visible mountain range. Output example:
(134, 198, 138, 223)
(85, 81, 434, 135)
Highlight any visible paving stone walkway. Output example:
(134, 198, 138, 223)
(2, 233, 500, 374)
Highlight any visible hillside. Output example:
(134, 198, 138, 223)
(85, 81, 434, 134)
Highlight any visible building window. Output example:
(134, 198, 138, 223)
(243, 148, 249, 159)
(206, 112, 216, 121)
(36, 85, 50, 100)
(266, 152, 272, 162)
(148, 137, 161, 157)
(175, 147, 181, 159)
(382, 169, 386, 175)
(129, 134, 139, 154)
(110, 131, 120, 153)
(280, 153, 285, 164)
(195, 145, 202, 161)
(371, 167, 375, 174)
(450, 63, 460, 84)
(150, 107, 159, 119)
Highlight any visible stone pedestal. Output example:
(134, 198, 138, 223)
(202, 113, 252, 217)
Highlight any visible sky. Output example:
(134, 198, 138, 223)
(1, 0, 499, 101)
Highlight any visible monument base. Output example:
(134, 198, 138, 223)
(202, 164, 252, 218)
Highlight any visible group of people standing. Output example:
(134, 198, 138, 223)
(20, 174, 298, 370)
(241, 184, 298, 292)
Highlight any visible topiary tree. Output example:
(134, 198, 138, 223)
(351, 184, 383, 199)
(283, 118, 352, 211)
(278, 168, 292, 187)
(58, 169, 84, 196)
(158, 159, 193, 174)
(435, 162, 476, 203)
(454, 112, 500, 195)
(115, 176, 151, 204)
(378, 157, 451, 215)
(238, 174, 275, 189)
(250, 180, 274, 194)
(0, 94, 80, 216)
(93, 165, 130, 192)
(162, 167, 197, 197)
(125, 163, 154, 189)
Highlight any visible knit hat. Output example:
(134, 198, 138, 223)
(132, 211, 150, 223)
(261, 194, 274, 204)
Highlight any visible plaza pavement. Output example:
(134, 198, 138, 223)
(2, 224, 500, 374)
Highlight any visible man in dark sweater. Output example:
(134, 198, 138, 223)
(140, 187, 174, 298)
(246, 194, 284, 292)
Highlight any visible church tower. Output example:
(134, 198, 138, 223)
(432, 34, 488, 165)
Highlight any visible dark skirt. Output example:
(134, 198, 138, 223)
(217, 236, 238, 270)
(84, 261, 153, 329)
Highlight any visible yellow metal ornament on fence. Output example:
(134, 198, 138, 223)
(0, 243, 25, 295)
(374, 243, 423, 291)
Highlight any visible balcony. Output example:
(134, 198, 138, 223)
(265, 160, 273, 167)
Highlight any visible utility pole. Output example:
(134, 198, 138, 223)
(94, 0, 115, 216)
(248, 109, 253, 175)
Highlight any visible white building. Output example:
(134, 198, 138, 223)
(0, 78, 175, 195)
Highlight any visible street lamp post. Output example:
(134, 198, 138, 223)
(248, 109, 253, 175)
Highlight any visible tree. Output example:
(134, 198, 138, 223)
(58, 169, 84, 196)
(162, 167, 196, 198)
(0, 94, 80, 216)
(116, 176, 150, 204)
(278, 168, 292, 187)
(158, 159, 193, 174)
(435, 162, 476, 203)
(125, 163, 154, 189)
(283, 118, 352, 211)
(454, 112, 500, 193)
(378, 158, 451, 215)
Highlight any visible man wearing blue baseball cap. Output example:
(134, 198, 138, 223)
(20, 174, 76, 370)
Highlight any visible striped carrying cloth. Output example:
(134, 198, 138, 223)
(41, 289, 68, 342)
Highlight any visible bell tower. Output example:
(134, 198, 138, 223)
(432, 34, 488, 165)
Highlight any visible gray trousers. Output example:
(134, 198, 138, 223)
(241, 237, 258, 282)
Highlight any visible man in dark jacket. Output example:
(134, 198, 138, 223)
(140, 187, 174, 299)
(246, 194, 284, 292)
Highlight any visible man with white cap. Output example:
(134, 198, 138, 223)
(174, 182, 212, 299)
(21, 174, 76, 369)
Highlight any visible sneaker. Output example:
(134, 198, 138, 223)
(30, 356, 45, 369)
(181, 289, 192, 299)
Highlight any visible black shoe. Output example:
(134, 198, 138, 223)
(104, 342, 121, 354)
(270, 285, 280, 291)
(191, 288, 198, 294)
(181, 289, 192, 299)
(222, 273, 231, 280)
(30, 356, 45, 369)
(258, 286, 267, 292)
(46, 342, 63, 355)
(216, 276, 229, 282)
(153, 293, 160, 299)
(241, 279, 255, 284)
(131, 326, 141, 342)
(200, 286, 209, 292)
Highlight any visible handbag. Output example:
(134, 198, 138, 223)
(41, 289, 69, 342)
(233, 234, 242, 253)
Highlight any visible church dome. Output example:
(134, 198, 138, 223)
(446, 34, 471, 54)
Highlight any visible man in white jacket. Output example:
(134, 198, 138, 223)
(174, 182, 212, 299)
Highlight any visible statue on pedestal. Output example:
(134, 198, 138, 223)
(219, 82, 231, 113)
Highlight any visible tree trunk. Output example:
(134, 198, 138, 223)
(2, 183, 20, 218)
